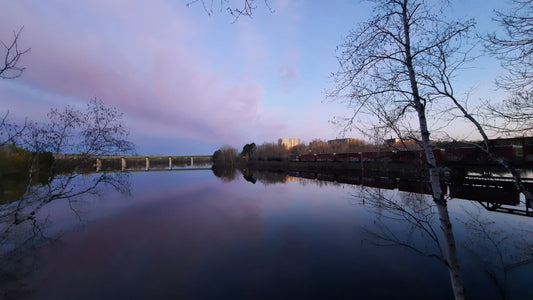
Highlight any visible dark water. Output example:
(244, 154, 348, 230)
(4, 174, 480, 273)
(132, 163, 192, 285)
(1, 170, 532, 299)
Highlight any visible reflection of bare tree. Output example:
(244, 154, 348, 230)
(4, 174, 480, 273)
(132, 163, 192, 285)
(1, 99, 135, 297)
(0, 172, 130, 256)
(1, 98, 134, 250)
(211, 165, 238, 182)
(0, 172, 130, 299)
(212, 168, 295, 185)
(358, 187, 444, 260)
(250, 171, 288, 185)
(238, 170, 343, 187)
(461, 209, 533, 299)
(357, 186, 465, 299)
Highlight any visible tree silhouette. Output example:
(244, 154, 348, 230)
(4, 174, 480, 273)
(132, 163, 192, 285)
(485, 0, 533, 136)
(0, 27, 29, 80)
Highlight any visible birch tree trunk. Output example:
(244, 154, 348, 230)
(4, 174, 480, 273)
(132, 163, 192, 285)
(400, 3, 463, 298)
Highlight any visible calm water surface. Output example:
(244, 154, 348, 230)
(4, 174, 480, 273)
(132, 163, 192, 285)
(1, 170, 533, 299)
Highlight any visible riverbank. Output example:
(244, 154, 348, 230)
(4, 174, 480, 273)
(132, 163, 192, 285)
(243, 160, 430, 181)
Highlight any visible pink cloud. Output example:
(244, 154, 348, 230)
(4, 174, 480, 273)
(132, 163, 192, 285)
(0, 0, 289, 151)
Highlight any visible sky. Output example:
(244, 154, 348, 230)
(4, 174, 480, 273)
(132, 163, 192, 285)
(0, 0, 512, 155)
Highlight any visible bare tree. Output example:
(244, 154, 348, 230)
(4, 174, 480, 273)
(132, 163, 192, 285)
(485, 94, 533, 136)
(484, 0, 533, 136)
(328, 0, 474, 202)
(327, 2, 477, 298)
(186, 0, 271, 20)
(0, 27, 29, 80)
(417, 31, 533, 201)
(0, 111, 29, 148)
(1, 27, 30, 146)
(308, 139, 331, 154)
(487, 0, 533, 91)
(212, 145, 238, 166)
(24, 98, 135, 158)
(1, 99, 134, 263)
(253, 142, 288, 160)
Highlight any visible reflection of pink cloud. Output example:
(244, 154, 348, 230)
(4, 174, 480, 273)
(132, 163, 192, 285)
(0, 0, 288, 149)
(32, 181, 267, 297)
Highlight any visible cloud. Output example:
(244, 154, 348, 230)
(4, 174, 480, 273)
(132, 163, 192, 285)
(276, 49, 300, 93)
(0, 0, 289, 152)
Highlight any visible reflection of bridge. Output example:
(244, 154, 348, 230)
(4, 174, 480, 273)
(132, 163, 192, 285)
(291, 171, 533, 217)
(94, 155, 212, 172)
(96, 167, 212, 174)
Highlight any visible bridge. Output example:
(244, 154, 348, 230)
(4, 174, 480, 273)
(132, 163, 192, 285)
(94, 155, 212, 172)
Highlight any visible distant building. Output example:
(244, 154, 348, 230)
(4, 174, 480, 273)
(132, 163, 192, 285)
(278, 138, 301, 149)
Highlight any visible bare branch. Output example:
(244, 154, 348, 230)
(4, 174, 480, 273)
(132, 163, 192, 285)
(186, 0, 272, 21)
(0, 27, 30, 80)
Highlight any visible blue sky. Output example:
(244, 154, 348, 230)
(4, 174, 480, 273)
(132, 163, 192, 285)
(0, 0, 512, 154)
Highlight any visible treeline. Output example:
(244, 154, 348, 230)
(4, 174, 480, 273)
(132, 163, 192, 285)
(0, 100, 134, 203)
(0, 144, 55, 204)
(212, 139, 380, 166)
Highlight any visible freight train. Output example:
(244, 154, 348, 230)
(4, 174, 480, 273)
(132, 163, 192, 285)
(291, 145, 532, 164)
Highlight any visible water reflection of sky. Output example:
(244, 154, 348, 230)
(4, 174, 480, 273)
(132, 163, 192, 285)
(3, 170, 532, 299)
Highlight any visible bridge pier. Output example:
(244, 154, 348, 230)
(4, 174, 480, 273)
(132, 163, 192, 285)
(121, 157, 126, 171)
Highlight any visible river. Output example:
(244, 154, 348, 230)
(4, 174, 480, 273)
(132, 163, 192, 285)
(1, 169, 532, 299)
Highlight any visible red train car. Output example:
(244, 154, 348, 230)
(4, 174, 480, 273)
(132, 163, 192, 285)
(334, 153, 361, 162)
(299, 154, 317, 162)
(291, 145, 526, 165)
(492, 145, 521, 161)
(445, 147, 487, 163)
(395, 150, 423, 163)
(361, 151, 395, 162)
(432, 149, 447, 163)
(316, 153, 335, 162)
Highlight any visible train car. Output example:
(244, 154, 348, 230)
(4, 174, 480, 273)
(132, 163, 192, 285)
(443, 145, 521, 164)
(395, 150, 423, 163)
(432, 149, 447, 163)
(299, 154, 317, 162)
(492, 145, 522, 162)
(445, 147, 488, 163)
(334, 152, 361, 162)
(316, 153, 335, 162)
(289, 155, 300, 162)
(361, 151, 395, 162)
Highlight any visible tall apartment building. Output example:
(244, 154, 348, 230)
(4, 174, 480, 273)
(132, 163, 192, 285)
(278, 138, 301, 149)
